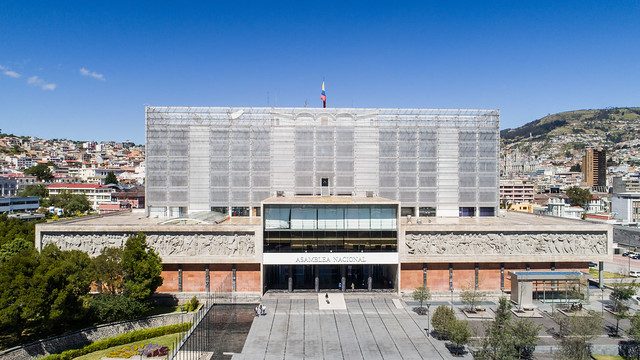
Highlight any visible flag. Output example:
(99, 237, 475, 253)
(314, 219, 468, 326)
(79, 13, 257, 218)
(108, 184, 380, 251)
(320, 81, 326, 108)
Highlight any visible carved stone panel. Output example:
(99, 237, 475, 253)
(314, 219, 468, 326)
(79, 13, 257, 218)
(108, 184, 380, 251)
(41, 232, 256, 258)
(404, 232, 607, 256)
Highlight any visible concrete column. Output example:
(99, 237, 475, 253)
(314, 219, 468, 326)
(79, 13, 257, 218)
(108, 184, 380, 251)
(341, 265, 346, 292)
(525, 263, 531, 271)
(288, 265, 293, 292)
(448, 263, 453, 292)
(422, 263, 428, 289)
(178, 265, 183, 292)
(367, 265, 373, 291)
(500, 263, 505, 291)
(314, 265, 319, 292)
(599, 261, 604, 289)
(474, 263, 479, 290)
(551, 262, 556, 271)
(205, 264, 210, 294)
(232, 264, 237, 292)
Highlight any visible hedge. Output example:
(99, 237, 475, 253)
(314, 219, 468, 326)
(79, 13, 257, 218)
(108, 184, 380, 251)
(40, 322, 191, 360)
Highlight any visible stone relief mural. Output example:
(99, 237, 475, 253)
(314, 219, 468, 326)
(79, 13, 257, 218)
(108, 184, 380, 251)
(405, 232, 607, 256)
(41, 232, 256, 258)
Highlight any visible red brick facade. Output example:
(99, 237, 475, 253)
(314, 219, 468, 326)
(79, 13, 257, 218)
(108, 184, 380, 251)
(400, 262, 589, 292)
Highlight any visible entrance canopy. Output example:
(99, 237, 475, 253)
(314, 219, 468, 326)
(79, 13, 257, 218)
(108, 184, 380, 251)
(510, 271, 584, 307)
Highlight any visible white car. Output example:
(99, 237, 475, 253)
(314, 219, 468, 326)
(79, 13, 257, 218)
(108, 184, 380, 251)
(630, 270, 640, 278)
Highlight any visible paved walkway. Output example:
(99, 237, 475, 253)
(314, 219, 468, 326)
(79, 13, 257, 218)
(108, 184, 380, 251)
(232, 295, 470, 360)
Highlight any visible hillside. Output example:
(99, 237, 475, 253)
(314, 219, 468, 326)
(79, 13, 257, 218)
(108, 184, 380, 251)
(501, 107, 640, 166)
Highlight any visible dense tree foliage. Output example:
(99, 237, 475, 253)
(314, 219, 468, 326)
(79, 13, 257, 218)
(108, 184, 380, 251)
(92, 247, 124, 294)
(431, 305, 456, 340)
(18, 184, 49, 198)
(104, 171, 118, 185)
(24, 163, 54, 181)
(565, 187, 591, 207)
(43, 191, 92, 215)
(87, 294, 149, 323)
(0, 218, 165, 348)
(122, 233, 163, 302)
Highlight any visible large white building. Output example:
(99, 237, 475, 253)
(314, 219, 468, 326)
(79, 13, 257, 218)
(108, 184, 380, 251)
(146, 107, 500, 218)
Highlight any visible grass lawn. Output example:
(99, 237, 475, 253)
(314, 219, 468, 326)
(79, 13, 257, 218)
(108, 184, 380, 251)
(589, 268, 626, 279)
(74, 333, 182, 360)
(592, 355, 624, 360)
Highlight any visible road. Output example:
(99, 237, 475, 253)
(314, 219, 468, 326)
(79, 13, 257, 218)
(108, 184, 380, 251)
(603, 254, 640, 275)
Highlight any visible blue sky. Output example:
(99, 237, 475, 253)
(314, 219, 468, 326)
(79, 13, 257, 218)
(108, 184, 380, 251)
(1, 1, 639, 143)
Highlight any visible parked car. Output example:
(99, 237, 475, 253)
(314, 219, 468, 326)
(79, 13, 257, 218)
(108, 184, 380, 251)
(632, 254, 640, 260)
(588, 261, 598, 268)
(623, 252, 631, 257)
(630, 270, 640, 278)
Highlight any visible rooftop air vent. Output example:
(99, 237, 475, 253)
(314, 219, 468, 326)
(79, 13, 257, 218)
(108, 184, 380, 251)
(276, 191, 285, 197)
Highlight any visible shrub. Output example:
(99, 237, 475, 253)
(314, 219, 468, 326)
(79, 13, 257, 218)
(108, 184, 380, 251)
(88, 294, 149, 323)
(181, 296, 200, 312)
(447, 319, 471, 355)
(40, 322, 190, 360)
(431, 305, 456, 340)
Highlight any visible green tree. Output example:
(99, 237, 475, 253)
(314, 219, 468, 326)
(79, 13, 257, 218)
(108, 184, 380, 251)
(448, 319, 472, 355)
(104, 171, 118, 185)
(431, 305, 456, 340)
(555, 310, 603, 360)
(460, 285, 486, 312)
(29, 245, 93, 335)
(24, 163, 54, 182)
(0, 237, 33, 263)
(475, 297, 540, 360)
(47, 191, 92, 215)
(569, 163, 581, 172)
(92, 247, 124, 294)
(610, 282, 635, 336)
(510, 319, 540, 359)
(412, 286, 431, 311)
(87, 294, 148, 323)
(18, 184, 49, 198)
(121, 233, 163, 301)
(0, 247, 39, 346)
(629, 312, 640, 343)
(0, 214, 39, 249)
(565, 187, 591, 207)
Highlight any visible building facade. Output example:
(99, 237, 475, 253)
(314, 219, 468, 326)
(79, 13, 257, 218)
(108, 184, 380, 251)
(499, 179, 535, 205)
(47, 183, 116, 210)
(145, 107, 500, 219)
(582, 148, 606, 188)
(35, 106, 612, 298)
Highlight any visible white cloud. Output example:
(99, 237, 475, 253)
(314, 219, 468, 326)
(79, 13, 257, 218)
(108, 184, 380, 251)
(79, 67, 105, 81)
(27, 76, 57, 91)
(0, 65, 21, 78)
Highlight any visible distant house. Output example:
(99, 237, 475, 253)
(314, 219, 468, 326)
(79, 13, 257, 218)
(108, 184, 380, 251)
(47, 183, 116, 210)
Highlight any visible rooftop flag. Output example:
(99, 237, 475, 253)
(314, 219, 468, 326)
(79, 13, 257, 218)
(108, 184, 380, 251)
(320, 81, 326, 108)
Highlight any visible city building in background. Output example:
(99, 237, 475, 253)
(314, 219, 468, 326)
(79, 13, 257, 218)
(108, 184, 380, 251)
(583, 148, 606, 188)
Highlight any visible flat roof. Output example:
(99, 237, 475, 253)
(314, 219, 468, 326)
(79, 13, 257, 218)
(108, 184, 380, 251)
(262, 196, 398, 205)
(510, 271, 584, 281)
(403, 211, 611, 232)
(37, 209, 611, 234)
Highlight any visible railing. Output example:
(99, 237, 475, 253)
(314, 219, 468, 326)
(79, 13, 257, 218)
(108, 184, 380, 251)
(169, 274, 233, 360)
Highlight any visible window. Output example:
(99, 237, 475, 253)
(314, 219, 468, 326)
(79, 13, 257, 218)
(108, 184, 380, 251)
(459, 207, 476, 217)
(479, 207, 495, 217)
(211, 206, 228, 216)
(419, 207, 436, 217)
(231, 206, 250, 217)
(400, 207, 415, 217)
(253, 206, 261, 217)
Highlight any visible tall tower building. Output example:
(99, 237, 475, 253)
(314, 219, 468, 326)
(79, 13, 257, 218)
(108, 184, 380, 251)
(582, 148, 606, 188)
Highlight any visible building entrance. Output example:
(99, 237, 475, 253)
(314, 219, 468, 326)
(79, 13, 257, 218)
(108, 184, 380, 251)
(264, 264, 396, 292)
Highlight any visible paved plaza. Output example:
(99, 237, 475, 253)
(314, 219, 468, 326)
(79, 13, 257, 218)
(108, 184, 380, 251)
(232, 294, 470, 360)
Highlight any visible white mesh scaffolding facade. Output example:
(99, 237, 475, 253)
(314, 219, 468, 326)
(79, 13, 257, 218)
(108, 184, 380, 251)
(145, 107, 499, 217)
